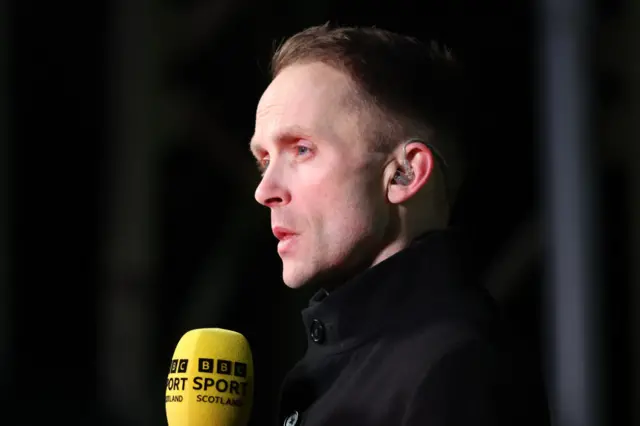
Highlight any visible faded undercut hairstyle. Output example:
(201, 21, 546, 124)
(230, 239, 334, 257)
(270, 22, 467, 207)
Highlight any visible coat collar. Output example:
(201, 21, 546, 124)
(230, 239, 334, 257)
(299, 229, 495, 357)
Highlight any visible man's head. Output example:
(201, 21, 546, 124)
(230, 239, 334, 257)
(250, 23, 465, 289)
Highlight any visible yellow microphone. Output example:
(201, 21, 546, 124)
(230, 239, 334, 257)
(165, 328, 254, 426)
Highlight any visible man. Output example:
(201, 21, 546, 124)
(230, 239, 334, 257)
(250, 23, 549, 426)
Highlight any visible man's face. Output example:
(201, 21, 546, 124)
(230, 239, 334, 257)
(251, 62, 391, 288)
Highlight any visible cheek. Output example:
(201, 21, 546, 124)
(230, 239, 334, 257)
(291, 155, 386, 233)
(305, 176, 383, 236)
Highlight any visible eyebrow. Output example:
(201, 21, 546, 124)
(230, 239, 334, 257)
(249, 124, 314, 157)
(248, 136, 263, 158)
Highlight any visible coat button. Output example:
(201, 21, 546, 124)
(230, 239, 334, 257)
(310, 319, 325, 343)
(284, 410, 300, 426)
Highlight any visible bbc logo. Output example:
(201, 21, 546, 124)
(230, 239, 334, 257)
(169, 359, 189, 374)
(198, 358, 247, 378)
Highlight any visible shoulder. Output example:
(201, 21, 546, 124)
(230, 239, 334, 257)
(377, 320, 493, 383)
(394, 323, 550, 426)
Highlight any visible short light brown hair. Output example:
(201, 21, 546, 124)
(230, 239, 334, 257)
(270, 22, 466, 202)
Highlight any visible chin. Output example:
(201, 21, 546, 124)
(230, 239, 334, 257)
(282, 269, 310, 289)
(282, 259, 322, 289)
(282, 261, 345, 290)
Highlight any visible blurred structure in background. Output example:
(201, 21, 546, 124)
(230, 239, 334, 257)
(596, 1, 640, 424)
(540, 1, 602, 425)
(102, 0, 162, 423)
(2, 0, 639, 425)
(0, 0, 9, 396)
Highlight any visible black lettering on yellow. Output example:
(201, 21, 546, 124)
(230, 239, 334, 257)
(191, 378, 248, 396)
(166, 377, 188, 391)
(192, 377, 203, 390)
(216, 379, 229, 393)
(234, 362, 247, 378)
(195, 395, 243, 406)
(199, 358, 214, 373)
(217, 359, 232, 375)
(203, 378, 215, 391)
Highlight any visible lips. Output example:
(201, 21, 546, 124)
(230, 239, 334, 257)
(272, 226, 297, 241)
(272, 226, 298, 255)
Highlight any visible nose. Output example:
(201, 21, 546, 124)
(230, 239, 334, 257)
(254, 171, 291, 208)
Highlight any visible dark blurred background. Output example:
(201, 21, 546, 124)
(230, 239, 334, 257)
(2, 0, 638, 425)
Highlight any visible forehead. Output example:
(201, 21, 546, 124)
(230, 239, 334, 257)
(251, 63, 360, 151)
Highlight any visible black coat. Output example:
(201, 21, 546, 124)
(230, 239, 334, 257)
(276, 230, 550, 426)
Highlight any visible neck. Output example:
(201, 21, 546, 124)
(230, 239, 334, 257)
(321, 219, 444, 292)
(370, 237, 410, 267)
(371, 213, 449, 268)
(318, 234, 412, 293)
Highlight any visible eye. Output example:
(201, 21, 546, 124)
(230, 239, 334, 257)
(257, 157, 270, 175)
(296, 145, 310, 155)
(291, 142, 314, 164)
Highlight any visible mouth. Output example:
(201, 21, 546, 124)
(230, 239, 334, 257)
(272, 227, 298, 254)
(272, 226, 296, 240)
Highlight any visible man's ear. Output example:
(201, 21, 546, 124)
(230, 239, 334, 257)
(385, 141, 435, 204)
